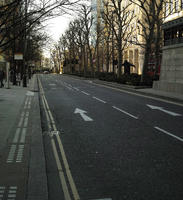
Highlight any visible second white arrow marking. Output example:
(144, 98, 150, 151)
(74, 108, 93, 121)
(147, 104, 182, 116)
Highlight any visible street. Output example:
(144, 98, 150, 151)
(39, 74, 183, 200)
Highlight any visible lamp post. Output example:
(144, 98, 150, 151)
(23, 0, 28, 87)
(6, 62, 10, 89)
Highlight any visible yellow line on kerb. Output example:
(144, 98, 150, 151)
(38, 77, 80, 200)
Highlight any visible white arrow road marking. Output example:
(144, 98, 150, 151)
(154, 126, 183, 142)
(147, 104, 182, 116)
(74, 108, 93, 121)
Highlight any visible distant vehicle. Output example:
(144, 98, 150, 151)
(43, 71, 49, 74)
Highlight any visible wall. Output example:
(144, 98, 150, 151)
(153, 43, 183, 94)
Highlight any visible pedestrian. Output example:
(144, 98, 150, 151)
(16, 73, 21, 86)
(0, 69, 5, 88)
(122, 60, 135, 75)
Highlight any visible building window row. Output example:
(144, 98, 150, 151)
(165, 0, 183, 17)
(164, 25, 183, 46)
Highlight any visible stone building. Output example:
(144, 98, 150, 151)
(153, 0, 183, 94)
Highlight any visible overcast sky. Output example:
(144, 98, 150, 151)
(43, 15, 72, 57)
(46, 16, 71, 41)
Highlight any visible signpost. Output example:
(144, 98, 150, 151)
(6, 62, 10, 89)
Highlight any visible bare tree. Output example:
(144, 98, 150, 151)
(129, 0, 167, 82)
(102, 0, 135, 78)
(78, 4, 95, 77)
(0, 0, 79, 51)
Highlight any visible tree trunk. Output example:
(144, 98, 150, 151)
(106, 39, 110, 72)
(117, 42, 123, 78)
(154, 21, 161, 76)
(83, 46, 87, 77)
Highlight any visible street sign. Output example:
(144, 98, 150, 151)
(14, 53, 23, 60)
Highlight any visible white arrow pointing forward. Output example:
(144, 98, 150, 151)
(147, 104, 182, 116)
(74, 108, 93, 121)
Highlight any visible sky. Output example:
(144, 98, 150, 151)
(46, 16, 71, 41)
(43, 15, 72, 57)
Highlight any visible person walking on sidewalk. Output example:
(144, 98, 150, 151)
(122, 60, 135, 75)
(0, 69, 5, 88)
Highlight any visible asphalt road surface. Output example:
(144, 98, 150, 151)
(39, 74, 183, 200)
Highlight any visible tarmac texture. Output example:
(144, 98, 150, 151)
(0, 74, 182, 200)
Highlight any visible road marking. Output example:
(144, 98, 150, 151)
(91, 199, 112, 200)
(0, 186, 5, 199)
(74, 108, 93, 121)
(26, 91, 34, 96)
(26, 111, 29, 117)
(49, 83, 56, 86)
(0, 186, 17, 200)
(93, 96, 106, 104)
(21, 111, 25, 117)
(24, 117, 28, 127)
(154, 126, 183, 142)
(65, 85, 73, 90)
(147, 104, 182, 116)
(81, 91, 90, 95)
(7, 145, 16, 163)
(18, 116, 24, 127)
(27, 98, 31, 109)
(39, 77, 80, 200)
(73, 87, 79, 91)
(13, 128, 21, 143)
(20, 128, 27, 143)
(51, 138, 71, 200)
(112, 106, 138, 119)
(16, 145, 24, 162)
(92, 82, 183, 107)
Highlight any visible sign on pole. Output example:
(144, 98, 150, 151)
(14, 53, 23, 60)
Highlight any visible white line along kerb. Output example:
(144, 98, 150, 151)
(38, 77, 80, 200)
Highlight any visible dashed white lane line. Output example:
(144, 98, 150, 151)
(65, 86, 73, 90)
(73, 87, 79, 91)
(112, 106, 138, 119)
(93, 96, 106, 104)
(81, 91, 90, 96)
(154, 126, 183, 142)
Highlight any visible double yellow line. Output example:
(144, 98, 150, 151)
(38, 77, 80, 200)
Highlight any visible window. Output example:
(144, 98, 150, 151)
(181, 0, 183, 10)
(165, 2, 169, 17)
(170, 0, 173, 14)
(175, 0, 179, 12)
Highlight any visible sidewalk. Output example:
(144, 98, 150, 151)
(0, 75, 48, 200)
(92, 79, 183, 105)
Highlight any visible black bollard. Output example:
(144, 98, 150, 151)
(23, 74, 27, 87)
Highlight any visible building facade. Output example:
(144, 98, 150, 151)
(153, 0, 183, 94)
